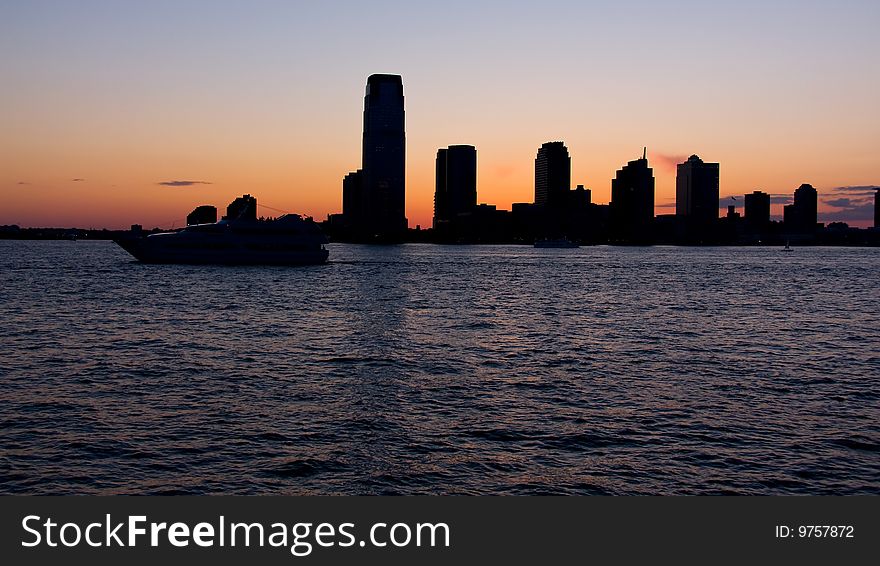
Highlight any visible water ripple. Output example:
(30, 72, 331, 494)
(0, 241, 878, 494)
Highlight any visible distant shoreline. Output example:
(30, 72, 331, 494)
(2, 226, 878, 247)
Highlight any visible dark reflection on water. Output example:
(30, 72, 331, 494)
(1, 240, 878, 494)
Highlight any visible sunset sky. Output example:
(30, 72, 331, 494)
(1, 0, 878, 229)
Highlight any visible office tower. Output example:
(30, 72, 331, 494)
(744, 190, 771, 228)
(534, 142, 571, 207)
(361, 74, 406, 238)
(186, 205, 217, 226)
(610, 149, 655, 241)
(726, 205, 739, 219)
(226, 194, 257, 222)
(434, 149, 448, 227)
(676, 155, 720, 224)
(571, 184, 591, 208)
(434, 145, 477, 226)
(342, 170, 364, 226)
(875, 189, 879, 228)
(783, 183, 818, 233)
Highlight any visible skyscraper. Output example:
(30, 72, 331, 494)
(342, 170, 363, 226)
(610, 150, 654, 242)
(434, 149, 447, 228)
(783, 183, 818, 233)
(874, 189, 880, 228)
(534, 142, 571, 207)
(744, 190, 771, 229)
(676, 155, 719, 225)
(361, 74, 406, 239)
(434, 145, 477, 227)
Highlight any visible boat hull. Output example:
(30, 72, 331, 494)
(114, 218, 330, 266)
(115, 236, 329, 265)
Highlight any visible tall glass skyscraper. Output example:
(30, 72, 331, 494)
(434, 145, 477, 227)
(676, 154, 720, 225)
(361, 74, 406, 238)
(534, 142, 571, 207)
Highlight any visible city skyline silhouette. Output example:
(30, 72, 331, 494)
(319, 75, 875, 245)
(4, 68, 880, 246)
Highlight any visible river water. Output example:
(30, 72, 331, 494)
(1, 240, 877, 494)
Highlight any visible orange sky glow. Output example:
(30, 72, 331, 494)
(2, 1, 878, 229)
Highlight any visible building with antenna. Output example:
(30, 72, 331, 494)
(610, 148, 654, 242)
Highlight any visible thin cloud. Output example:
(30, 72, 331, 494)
(648, 151, 688, 174)
(492, 163, 517, 179)
(819, 203, 874, 222)
(819, 187, 875, 222)
(71, 178, 85, 182)
(828, 185, 879, 196)
(157, 180, 212, 187)
(824, 197, 855, 208)
(17, 181, 29, 185)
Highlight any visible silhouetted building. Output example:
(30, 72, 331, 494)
(435, 150, 447, 227)
(718, 204, 743, 244)
(434, 145, 477, 227)
(726, 205, 739, 219)
(450, 203, 513, 243)
(361, 74, 406, 239)
(610, 149, 654, 242)
(783, 183, 818, 233)
(535, 142, 571, 207)
(676, 155, 719, 226)
(744, 190, 771, 229)
(875, 189, 879, 228)
(570, 184, 591, 208)
(342, 170, 364, 227)
(226, 194, 257, 222)
(186, 205, 217, 226)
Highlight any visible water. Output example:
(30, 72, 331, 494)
(1, 240, 878, 495)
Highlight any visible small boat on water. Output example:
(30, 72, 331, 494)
(783, 241, 793, 252)
(114, 195, 329, 265)
(534, 237, 579, 249)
